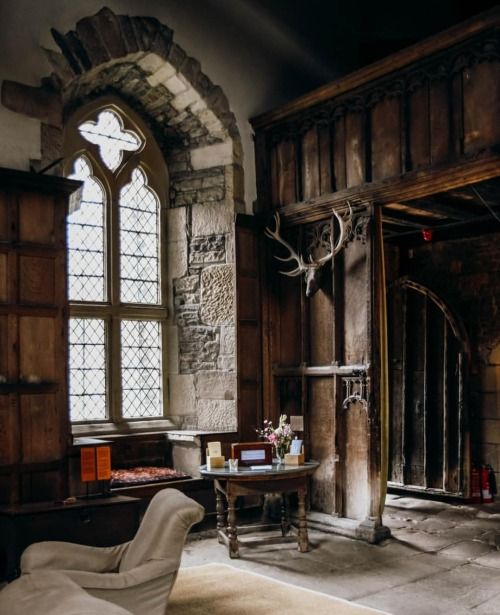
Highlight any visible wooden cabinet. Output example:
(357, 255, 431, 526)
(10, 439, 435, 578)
(0, 495, 140, 580)
(0, 167, 81, 505)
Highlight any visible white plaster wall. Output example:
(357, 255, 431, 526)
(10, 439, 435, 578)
(0, 102, 41, 170)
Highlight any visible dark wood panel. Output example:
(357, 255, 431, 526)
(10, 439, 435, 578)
(388, 285, 405, 484)
(235, 217, 263, 442)
(0, 254, 6, 304)
(278, 275, 302, 366)
(0, 395, 18, 465)
(426, 300, 445, 489)
(405, 292, 426, 486)
(308, 377, 335, 513)
(463, 62, 500, 153)
(345, 111, 365, 187)
(277, 140, 297, 205)
(308, 276, 334, 365)
(0, 192, 8, 241)
(446, 329, 461, 493)
(409, 84, 430, 170)
(343, 239, 368, 364)
(371, 97, 402, 181)
(344, 402, 369, 520)
(19, 316, 56, 381)
(18, 193, 56, 245)
(333, 116, 346, 191)
(430, 80, 451, 164)
(19, 255, 56, 305)
(20, 394, 62, 463)
(318, 124, 333, 195)
(301, 127, 320, 201)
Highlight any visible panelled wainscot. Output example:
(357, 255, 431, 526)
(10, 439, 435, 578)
(0, 168, 80, 506)
(247, 8, 500, 542)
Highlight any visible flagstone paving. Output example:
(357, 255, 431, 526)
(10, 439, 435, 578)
(182, 494, 500, 615)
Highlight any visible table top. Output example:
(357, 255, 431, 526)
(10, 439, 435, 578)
(200, 460, 319, 479)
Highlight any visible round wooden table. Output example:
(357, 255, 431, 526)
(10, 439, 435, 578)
(200, 461, 319, 558)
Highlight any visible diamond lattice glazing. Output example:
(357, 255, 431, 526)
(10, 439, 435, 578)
(69, 318, 107, 422)
(121, 320, 163, 418)
(119, 168, 160, 304)
(68, 157, 105, 302)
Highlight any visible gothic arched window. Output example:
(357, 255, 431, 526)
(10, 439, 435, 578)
(65, 100, 168, 432)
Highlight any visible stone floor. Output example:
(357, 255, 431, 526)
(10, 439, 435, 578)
(181, 494, 500, 615)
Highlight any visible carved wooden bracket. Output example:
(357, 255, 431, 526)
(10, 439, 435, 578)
(342, 374, 370, 410)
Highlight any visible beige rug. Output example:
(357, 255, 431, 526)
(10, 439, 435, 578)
(168, 564, 390, 615)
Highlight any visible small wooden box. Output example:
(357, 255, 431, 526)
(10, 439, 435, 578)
(231, 442, 273, 466)
(284, 452, 305, 465)
(207, 455, 225, 470)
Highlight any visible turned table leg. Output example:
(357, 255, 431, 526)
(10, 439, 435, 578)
(280, 493, 289, 536)
(297, 486, 309, 552)
(226, 492, 239, 558)
(215, 487, 226, 544)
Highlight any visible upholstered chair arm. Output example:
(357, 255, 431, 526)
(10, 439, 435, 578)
(61, 561, 177, 615)
(61, 559, 172, 589)
(21, 541, 130, 574)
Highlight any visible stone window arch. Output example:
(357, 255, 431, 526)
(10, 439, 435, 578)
(1, 7, 242, 434)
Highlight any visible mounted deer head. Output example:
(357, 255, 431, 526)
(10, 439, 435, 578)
(265, 203, 353, 298)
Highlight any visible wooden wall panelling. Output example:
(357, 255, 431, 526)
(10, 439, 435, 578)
(408, 83, 430, 170)
(445, 330, 462, 493)
(0, 167, 79, 505)
(371, 96, 402, 181)
(450, 72, 465, 158)
(404, 291, 426, 486)
(235, 216, 263, 441)
(345, 111, 366, 188)
(318, 124, 333, 195)
(301, 127, 320, 201)
(254, 130, 272, 212)
(388, 283, 406, 485)
(19, 254, 56, 305)
(343, 236, 368, 365)
(343, 401, 369, 520)
(430, 80, 452, 164)
(0, 395, 18, 466)
(18, 192, 56, 245)
(308, 377, 335, 512)
(277, 140, 298, 205)
(425, 299, 445, 489)
(333, 116, 347, 191)
(463, 62, 500, 154)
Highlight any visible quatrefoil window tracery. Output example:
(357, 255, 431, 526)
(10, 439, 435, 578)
(78, 109, 142, 172)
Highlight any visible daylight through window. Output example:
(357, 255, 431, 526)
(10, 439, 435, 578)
(66, 105, 167, 427)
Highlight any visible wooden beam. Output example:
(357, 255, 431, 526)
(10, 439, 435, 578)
(273, 149, 500, 225)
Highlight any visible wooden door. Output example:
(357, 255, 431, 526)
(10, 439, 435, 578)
(388, 279, 469, 496)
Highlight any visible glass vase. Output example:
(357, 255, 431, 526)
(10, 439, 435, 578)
(275, 444, 287, 464)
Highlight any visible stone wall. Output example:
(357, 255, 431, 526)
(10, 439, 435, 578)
(1, 7, 242, 434)
(407, 232, 500, 486)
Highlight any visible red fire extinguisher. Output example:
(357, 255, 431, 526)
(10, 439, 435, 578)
(481, 465, 493, 503)
(470, 466, 481, 503)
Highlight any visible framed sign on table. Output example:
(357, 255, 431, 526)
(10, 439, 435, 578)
(231, 442, 273, 466)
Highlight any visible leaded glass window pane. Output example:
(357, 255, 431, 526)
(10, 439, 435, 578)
(68, 157, 105, 302)
(69, 318, 107, 421)
(78, 110, 141, 172)
(119, 168, 160, 304)
(121, 320, 163, 418)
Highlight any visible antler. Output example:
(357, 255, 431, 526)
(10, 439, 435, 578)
(264, 213, 307, 277)
(315, 201, 353, 266)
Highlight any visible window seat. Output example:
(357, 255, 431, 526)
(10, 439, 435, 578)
(110, 466, 190, 487)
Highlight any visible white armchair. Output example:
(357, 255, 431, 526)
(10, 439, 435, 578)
(0, 488, 205, 615)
